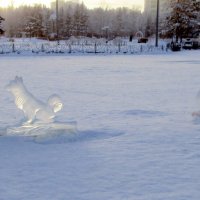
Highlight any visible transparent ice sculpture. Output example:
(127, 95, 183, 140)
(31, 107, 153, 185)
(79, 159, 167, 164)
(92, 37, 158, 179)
(6, 76, 76, 137)
(192, 90, 200, 117)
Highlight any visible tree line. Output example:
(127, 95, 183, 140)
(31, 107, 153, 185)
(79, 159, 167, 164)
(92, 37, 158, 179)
(0, 0, 199, 41)
(0, 2, 143, 39)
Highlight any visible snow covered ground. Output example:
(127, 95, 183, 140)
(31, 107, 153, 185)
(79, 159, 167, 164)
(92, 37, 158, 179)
(0, 50, 200, 200)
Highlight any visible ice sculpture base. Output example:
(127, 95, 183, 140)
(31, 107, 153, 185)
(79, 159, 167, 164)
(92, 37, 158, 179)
(7, 122, 77, 137)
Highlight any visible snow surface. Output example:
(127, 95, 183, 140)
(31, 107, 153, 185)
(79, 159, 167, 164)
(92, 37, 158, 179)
(0, 51, 200, 199)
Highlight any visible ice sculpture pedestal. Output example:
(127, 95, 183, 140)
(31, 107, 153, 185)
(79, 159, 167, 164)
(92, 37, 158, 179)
(7, 122, 77, 137)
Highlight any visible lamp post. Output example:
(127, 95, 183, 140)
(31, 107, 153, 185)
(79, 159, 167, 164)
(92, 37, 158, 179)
(56, 0, 59, 44)
(155, 0, 159, 47)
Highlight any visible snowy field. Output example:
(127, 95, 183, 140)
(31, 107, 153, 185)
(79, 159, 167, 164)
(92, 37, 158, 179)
(0, 51, 200, 199)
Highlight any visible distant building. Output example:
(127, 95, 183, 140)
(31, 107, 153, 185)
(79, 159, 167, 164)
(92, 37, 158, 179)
(51, 0, 80, 9)
(51, 0, 64, 10)
(144, 0, 173, 21)
(144, 0, 176, 36)
(144, 0, 157, 19)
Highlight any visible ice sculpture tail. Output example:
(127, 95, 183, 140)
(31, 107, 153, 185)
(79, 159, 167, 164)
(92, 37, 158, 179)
(48, 95, 63, 113)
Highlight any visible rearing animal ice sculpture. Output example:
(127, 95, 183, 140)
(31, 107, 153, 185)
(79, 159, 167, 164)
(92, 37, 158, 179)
(6, 76, 63, 124)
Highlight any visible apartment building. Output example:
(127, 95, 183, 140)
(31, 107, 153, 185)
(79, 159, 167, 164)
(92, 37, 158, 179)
(51, 0, 80, 9)
(144, 0, 173, 21)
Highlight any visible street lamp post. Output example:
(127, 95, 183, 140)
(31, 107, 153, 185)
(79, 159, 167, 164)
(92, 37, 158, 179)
(56, 0, 59, 44)
(155, 0, 160, 47)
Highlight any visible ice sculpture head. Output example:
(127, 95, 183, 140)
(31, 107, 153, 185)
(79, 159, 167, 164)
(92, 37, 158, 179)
(6, 76, 24, 93)
(6, 76, 63, 125)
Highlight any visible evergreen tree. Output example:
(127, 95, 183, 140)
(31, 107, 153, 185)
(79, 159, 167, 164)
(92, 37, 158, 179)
(79, 3, 88, 36)
(63, 13, 73, 37)
(114, 8, 124, 36)
(42, 9, 52, 39)
(164, 0, 200, 41)
(72, 3, 88, 36)
(0, 15, 5, 35)
(23, 6, 45, 38)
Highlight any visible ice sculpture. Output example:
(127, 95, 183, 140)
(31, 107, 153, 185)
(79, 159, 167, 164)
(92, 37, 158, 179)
(192, 91, 200, 118)
(6, 76, 76, 136)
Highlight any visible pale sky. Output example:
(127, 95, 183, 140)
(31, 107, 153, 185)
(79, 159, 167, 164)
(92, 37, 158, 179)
(0, 0, 144, 10)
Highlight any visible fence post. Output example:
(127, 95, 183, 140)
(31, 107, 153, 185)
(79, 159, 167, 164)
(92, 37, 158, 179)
(69, 44, 71, 53)
(81, 44, 84, 53)
(140, 45, 143, 53)
(12, 43, 15, 53)
(118, 43, 121, 53)
(95, 43, 97, 54)
(41, 44, 45, 52)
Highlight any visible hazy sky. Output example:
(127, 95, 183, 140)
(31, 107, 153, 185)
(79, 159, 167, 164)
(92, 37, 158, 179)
(0, 0, 144, 10)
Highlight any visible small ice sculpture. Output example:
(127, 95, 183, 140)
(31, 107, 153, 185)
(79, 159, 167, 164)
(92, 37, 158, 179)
(192, 90, 200, 126)
(6, 76, 62, 124)
(6, 76, 76, 136)
(192, 112, 199, 117)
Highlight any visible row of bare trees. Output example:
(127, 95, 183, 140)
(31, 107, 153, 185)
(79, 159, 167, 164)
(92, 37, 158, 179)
(0, 2, 143, 39)
(1, 0, 199, 41)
